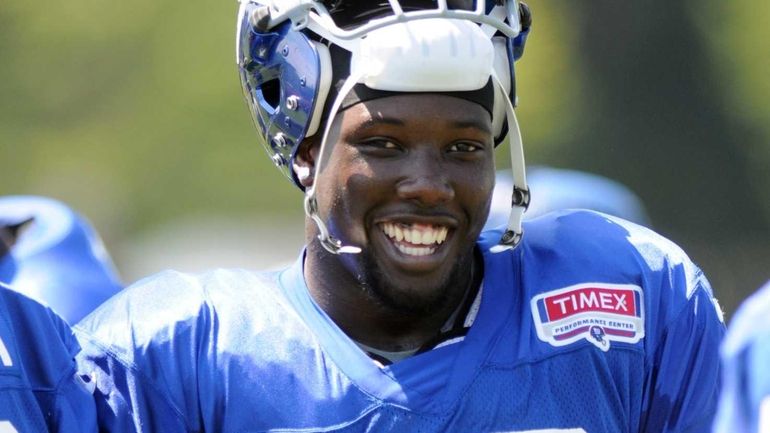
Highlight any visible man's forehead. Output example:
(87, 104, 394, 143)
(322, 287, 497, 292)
(344, 93, 493, 134)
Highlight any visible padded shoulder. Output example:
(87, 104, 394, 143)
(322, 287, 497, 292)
(480, 210, 723, 343)
(498, 210, 713, 300)
(75, 268, 283, 362)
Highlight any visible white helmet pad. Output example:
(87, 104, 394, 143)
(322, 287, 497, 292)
(351, 18, 494, 92)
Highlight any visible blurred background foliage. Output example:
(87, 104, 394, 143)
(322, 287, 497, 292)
(1, 0, 767, 317)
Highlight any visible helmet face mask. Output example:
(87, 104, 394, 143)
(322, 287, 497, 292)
(237, 8, 331, 182)
(236, 0, 532, 252)
(320, 0, 476, 28)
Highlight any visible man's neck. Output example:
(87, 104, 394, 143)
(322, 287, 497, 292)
(303, 241, 478, 353)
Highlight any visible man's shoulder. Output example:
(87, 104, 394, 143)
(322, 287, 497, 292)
(75, 268, 290, 361)
(73, 266, 338, 429)
(481, 210, 723, 367)
(485, 209, 695, 272)
(526, 209, 688, 262)
(482, 210, 719, 320)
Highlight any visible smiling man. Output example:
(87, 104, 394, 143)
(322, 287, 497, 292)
(297, 94, 495, 354)
(75, 1, 725, 432)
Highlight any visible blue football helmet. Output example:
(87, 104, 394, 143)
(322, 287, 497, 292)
(0, 196, 123, 324)
(237, 0, 532, 253)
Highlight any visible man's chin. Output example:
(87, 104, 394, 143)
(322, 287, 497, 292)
(369, 279, 451, 315)
(356, 248, 471, 316)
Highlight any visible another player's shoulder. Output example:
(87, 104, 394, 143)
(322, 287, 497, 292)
(713, 281, 770, 433)
(1, 282, 60, 325)
(0, 284, 96, 433)
(722, 281, 770, 357)
(0, 284, 78, 364)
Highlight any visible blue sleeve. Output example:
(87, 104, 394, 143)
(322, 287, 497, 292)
(75, 336, 190, 433)
(74, 271, 212, 433)
(39, 308, 98, 433)
(641, 281, 725, 433)
(46, 371, 99, 433)
(0, 286, 97, 433)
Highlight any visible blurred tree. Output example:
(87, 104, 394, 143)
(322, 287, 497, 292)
(552, 0, 766, 236)
(0, 0, 301, 238)
(691, 0, 770, 222)
(544, 0, 770, 313)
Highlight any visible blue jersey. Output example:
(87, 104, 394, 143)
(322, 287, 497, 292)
(0, 284, 96, 432)
(713, 280, 770, 433)
(75, 211, 724, 433)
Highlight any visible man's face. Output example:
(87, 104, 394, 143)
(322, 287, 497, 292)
(304, 93, 495, 313)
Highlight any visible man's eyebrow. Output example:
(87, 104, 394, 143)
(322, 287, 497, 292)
(362, 116, 406, 127)
(360, 116, 492, 134)
(450, 119, 493, 135)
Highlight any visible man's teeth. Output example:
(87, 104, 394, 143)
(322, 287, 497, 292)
(380, 222, 448, 250)
(396, 245, 435, 256)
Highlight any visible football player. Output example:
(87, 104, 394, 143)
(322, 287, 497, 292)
(713, 280, 770, 433)
(1, 224, 97, 432)
(0, 195, 123, 324)
(75, 1, 725, 432)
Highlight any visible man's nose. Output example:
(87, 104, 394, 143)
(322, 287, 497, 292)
(395, 153, 455, 207)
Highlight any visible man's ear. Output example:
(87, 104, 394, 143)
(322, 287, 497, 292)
(292, 136, 320, 189)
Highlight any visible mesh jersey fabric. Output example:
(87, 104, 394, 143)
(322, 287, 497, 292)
(0, 284, 97, 433)
(75, 210, 725, 433)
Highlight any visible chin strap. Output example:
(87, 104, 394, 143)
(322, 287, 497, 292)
(303, 72, 363, 255)
(489, 71, 529, 254)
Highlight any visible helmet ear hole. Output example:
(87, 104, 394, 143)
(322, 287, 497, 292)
(259, 78, 281, 111)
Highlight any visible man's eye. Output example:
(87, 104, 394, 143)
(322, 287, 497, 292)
(448, 142, 481, 153)
(360, 139, 400, 150)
